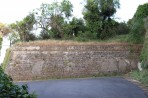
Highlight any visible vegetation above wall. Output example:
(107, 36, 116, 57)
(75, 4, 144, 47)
(129, 3, 148, 86)
(8, 0, 130, 43)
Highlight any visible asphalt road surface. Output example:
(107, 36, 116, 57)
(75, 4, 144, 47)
(18, 77, 148, 98)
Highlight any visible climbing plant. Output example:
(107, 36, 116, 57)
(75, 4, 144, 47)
(128, 3, 148, 44)
(140, 17, 148, 69)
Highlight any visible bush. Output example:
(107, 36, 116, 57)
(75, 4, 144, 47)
(116, 22, 130, 35)
(128, 3, 148, 44)
(128, 19, 145, 44)
(75, 31, 97, 42)
(0, 67, 36, 98)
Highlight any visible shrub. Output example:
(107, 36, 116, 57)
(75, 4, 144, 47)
(75, 31, 97, 42)
(128, 19, 145, 44)
(0, 67, 36, 98)
(128, 3, 148, 44)
(116, 22, 130, 35)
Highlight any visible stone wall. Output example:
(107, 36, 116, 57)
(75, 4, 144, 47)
(5, 43, 142, 81)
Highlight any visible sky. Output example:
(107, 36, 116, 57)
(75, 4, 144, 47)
(0, 0, 148, 24)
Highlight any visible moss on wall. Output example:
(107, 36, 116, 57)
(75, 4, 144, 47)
(1, 48, 11, 69)
(140, 17, 148, 68)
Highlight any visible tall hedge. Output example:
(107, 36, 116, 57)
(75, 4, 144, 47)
(140, 17, 148, 68)
(128, 3, 148, 44)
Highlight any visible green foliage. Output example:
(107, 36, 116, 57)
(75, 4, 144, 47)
(75, 31, 96, 42)
(133, 3, 148, 19)
(61, 0, 73, 17)
(39, 30, 50, 40)
(83, 0, 120, 39)
(128, 19, 145, 44)
(0, 48, 36, 97)
(130, 69, 148, 86)
(33, 0, 73, 39)
(1, 49, 11, 69)
(128, 3, 148, 44)
(0, 67, 36, 98)
(140, 17, 148, 69)
(0, 45, 36, 97)
(64, 17, 86, 38)
(104, 34, 129, 43)
(98, 0, 120, 20)
(10, 13, 36, 42)
(0, 23, 10, 36)
(115, 22, 130, 35)
(140, 43, 148, 68)
(9, 32, 20, 46)
(83, 0, 102, 38)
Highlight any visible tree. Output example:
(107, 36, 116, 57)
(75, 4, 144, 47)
(128, 3, 148, 44)
(83, 0, 120, 39)
(64, 17, 85, 37)
(98, 0, 120, 21)
(8, 32, 20, 46)
(0, 22, 10, 36)
(10, 13, 36, 42)
(83, 0, 100, 38)
(33, 0, 73, 39)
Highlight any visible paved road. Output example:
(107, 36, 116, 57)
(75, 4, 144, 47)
(18, 77, 148, 98)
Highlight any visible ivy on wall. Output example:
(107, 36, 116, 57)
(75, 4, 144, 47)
(140, 17, 148, 68)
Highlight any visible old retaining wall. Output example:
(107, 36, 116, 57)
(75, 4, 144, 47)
(5, 43, 142, 81)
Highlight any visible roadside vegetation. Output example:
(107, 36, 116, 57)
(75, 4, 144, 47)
(129, 3, 148, 86)
(0, 67, 37, 98)
(130, 69, 148, 86)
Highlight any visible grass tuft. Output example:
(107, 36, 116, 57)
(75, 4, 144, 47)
(130, 69, 148, 86)
(14, 34, 130, 46)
